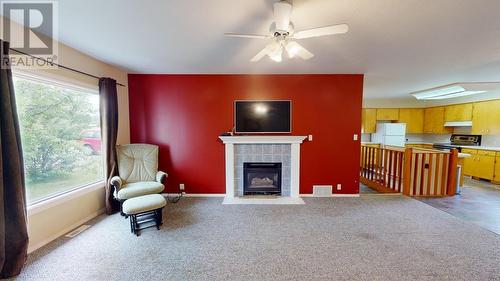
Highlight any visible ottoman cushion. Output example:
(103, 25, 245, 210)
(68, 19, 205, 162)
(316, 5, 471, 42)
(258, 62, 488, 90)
(116, 181, 164, 200)
(123, 194, 166, 215)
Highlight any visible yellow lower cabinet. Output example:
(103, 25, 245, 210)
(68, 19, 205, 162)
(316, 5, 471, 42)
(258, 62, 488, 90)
(494, 156, 500, 183)
(475, 153, 495, 180)
(461, 149, 477, 176)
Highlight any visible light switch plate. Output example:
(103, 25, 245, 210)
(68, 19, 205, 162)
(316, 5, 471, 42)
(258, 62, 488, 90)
(179, 183, 185, 191)
(336, 184, 342, 191)
(353, 134, 358, 141)
(308, 135, 313, 141)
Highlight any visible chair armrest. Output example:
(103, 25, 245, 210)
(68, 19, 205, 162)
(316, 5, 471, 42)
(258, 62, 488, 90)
(156, 171, 168, 184)
(110, 176, 123, 190)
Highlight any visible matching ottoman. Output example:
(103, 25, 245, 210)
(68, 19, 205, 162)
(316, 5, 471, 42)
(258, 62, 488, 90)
(122, 194, 166, 236)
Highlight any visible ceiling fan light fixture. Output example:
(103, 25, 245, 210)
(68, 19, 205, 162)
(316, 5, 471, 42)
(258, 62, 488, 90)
(285, 41, 300, 58)
(226, 1, 349, 62)
(269, 48, 283, 62)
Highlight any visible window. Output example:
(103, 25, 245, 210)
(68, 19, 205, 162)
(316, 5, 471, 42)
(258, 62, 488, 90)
(13, 74, 104, 204)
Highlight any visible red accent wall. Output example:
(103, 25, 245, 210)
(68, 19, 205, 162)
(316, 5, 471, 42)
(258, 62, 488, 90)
(128, 74, 364, 194)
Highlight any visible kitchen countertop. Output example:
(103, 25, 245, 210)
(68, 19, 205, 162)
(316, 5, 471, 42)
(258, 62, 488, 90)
(405, 142, 434, 145)
(361, 142, 500, 152)
(458, 145, 500, 152)
(361, 142, 471, 158)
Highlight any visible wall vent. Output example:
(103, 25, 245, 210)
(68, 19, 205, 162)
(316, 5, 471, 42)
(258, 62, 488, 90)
(65, 225, 91, 238)
(313, 185, 333, 197)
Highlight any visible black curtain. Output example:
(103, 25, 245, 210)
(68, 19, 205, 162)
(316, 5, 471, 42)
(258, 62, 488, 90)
(0, 40, 29, 278)
(99, 78, 119, 214)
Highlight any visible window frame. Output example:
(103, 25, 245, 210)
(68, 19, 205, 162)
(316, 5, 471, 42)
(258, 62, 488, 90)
(12, 70, 106, 208)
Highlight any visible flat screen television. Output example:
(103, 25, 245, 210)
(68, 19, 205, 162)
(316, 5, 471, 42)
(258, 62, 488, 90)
(234, 100, 291, 133)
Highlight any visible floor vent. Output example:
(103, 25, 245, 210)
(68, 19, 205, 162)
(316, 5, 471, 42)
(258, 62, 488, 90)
(313, 185, 333, 197)
(65, 225, 91, 238)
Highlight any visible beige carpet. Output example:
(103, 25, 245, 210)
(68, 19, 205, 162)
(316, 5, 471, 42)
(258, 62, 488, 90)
(10, 196, 500, 281)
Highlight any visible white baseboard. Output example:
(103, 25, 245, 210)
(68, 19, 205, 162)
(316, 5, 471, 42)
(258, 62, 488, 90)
(300, 194, 360, 198)
(165, 193, 362, 198)
(169, 193, 226, 197)
(331, 194, 360, 197)
(27, 208, 105, 253)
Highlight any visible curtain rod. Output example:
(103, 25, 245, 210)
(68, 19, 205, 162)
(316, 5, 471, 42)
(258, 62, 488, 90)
(9, 48, 126, 87)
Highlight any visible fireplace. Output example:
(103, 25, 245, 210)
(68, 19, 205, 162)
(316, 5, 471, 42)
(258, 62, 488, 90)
(243, 162, 282, 195)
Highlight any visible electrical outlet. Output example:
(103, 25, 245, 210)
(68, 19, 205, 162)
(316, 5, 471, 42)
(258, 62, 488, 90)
(336, 184, 342, 191)
(179, 183, 185, 191)
(308, 134, 313, 141)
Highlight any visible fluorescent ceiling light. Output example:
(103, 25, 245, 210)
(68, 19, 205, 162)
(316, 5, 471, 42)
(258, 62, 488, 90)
(412, 85, 465, 100)
(423, 90, 485, 100)
(411, 83, 493, 100)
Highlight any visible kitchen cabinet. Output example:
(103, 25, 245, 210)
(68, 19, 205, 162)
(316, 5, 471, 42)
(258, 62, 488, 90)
(462, 148, 495, 180)
(444, 103, 473, 122)
(471, 100, 500, 135)
(362, 109, 377, 133)
(424, 107, 452, 134)
(405, 144, 431, 149)
(398, 108, 424, 133)
(494, 155, 500, 183)
(475, 150, 496, 180)
(376, 109, 399, 121)
(461, 149, 477, 176)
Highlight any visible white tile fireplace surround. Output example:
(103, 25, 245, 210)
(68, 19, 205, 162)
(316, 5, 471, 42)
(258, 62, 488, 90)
(219, 136, 307, 204)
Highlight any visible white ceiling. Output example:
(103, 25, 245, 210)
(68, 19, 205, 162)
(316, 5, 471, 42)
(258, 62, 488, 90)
(6, 0, 500, 104)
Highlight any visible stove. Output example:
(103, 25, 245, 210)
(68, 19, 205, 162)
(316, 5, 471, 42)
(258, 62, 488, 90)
(433, 134, 482, 152)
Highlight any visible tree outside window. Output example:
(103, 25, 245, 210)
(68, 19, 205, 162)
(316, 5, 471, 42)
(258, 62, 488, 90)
(14, 76, 104, 204)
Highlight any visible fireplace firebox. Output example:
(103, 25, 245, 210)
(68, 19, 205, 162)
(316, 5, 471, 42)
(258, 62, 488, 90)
(243, 163, 282, 195)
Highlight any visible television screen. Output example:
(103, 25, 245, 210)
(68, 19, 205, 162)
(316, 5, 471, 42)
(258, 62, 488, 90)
(234, 100, 291, 133)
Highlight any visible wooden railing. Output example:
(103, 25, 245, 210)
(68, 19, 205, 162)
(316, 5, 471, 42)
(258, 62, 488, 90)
(360, 145, 459, 197)
(360, 146, 405, 193)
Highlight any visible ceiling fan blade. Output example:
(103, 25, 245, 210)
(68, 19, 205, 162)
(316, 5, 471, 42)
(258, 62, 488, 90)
(293, 23, 349, 39)
(250, 41, 282, 62)
(285, 41, 314, 60)
(224, 33, 269, 39)
(250, 46, 270, 62)
(273, 1, 292, 31)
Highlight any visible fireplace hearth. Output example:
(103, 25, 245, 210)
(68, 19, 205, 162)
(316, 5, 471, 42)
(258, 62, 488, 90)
(243, 163, 282, 195)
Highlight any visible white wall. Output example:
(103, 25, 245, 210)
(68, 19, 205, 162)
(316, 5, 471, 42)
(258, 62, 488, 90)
(1, 16, 130, 253)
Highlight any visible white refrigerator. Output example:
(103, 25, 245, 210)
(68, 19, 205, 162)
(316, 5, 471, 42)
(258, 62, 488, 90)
(372, 123, 406, 147)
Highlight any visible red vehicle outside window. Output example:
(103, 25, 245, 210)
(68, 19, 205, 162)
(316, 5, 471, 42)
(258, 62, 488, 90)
(80, 129, 101, 155)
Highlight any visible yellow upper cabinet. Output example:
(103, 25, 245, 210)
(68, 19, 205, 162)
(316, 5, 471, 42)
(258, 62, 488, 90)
(362, 109, 377, 133)
(376, 108, 399, 121)
(424, 107, 452, 134)
(472, 100, 500, 135)
(398, 108, 424, 133)
(444, 103, 473, 122)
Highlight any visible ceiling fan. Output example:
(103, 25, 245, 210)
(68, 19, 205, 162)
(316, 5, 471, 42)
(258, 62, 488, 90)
(224, 0, 349, 62)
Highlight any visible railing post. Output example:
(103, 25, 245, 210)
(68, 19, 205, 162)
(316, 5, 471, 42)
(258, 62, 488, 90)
(402, 147, 413, 196)
(446, 148, 459, 196)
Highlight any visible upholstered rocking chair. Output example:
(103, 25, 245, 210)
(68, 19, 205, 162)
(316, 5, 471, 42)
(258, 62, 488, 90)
(110, 144, 167, 215)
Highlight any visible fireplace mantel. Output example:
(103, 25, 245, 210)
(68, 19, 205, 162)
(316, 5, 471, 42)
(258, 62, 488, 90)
(219, 136, 307, 144)
(219, 136, 307, 202)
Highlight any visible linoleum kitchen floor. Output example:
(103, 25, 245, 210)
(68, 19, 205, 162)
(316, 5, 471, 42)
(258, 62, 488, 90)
(11, 196, 500, 281)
